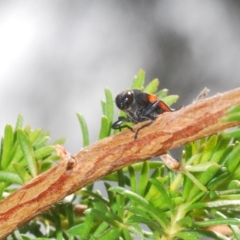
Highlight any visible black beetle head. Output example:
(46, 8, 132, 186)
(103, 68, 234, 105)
(115, 90, 134, 110)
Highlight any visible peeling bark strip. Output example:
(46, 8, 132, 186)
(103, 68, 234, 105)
(0, 88, 240, 239)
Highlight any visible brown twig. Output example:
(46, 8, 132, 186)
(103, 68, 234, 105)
(0, 88, 240, 238)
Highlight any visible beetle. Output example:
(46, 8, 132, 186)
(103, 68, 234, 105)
(111, 89, 173, 139)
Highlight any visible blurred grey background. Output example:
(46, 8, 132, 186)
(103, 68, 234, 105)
(0, 1, 240, 153)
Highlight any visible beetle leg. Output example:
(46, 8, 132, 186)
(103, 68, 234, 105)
(142, 101, 160, 116)
(134, 120, 154, 140)
(111, 116, 134, 132)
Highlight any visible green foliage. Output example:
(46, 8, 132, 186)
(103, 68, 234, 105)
(77, 113, 89, 147)
(0, 115, 64, 201)
(2, 70, 240, 239)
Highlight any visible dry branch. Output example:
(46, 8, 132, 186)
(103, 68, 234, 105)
(0, 87, 240, 238)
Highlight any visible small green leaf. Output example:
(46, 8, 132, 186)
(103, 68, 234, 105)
(80, 189, 109, 205)
(24, 125, 31, 134)
(34, 136, 50, 149)
(218, 144, 234, 165)
(7, 142, 19, 167)
(10, 145, 24, 164)
(13, 230, 29, 240)
(77, 113, 89, 147)
(161, 95, 179, 106)
(188, 164, 220, 200)
(40, 160, 53, 172)
(222, 112, 240, 122)
(109, 186, 169, 228)
(80, 209, 94, 238)
(98, 116, 110, 139)
(184, 162, 219, 172)
(0, 139, 2, 164)
(174, 232, 199, 240)
(87, 208, 120, 228)
(211, 136, 231, 163)
(207, 170, 229, 190)
(156, 89, 168, 98)
(206, 199, 240, 207)
(184, 171, 208, 193)
(230, 225, 240, 240)
(227, 105, 240, 114)
(1, 125, 14, 169)
(225, 144, 240, 173)
(170, 172, 182, 192)
(105, 211, 123, 224)
(128, 166, 137, 193)
(222, 104, 240, 121)
(126, 160, 162, 172)
(34, 146, 55, 160)
(0, 171, 22, 184)
(52, 137, 66, 145)
(182, 173, 192, 201)
(177, 216, 193, 228)
(93, 222, 109, 237)
(103, 88, 114, 123)
(116, 171, 125, 218)
(178, 230, 224, 239)
(125, 206, 150, 219)
(184, 144, 193, 162)
(104, 182, 115, 205)
(224, 128, 240, 139)
(149, 178, 174, 212)
(131, 69, 145, 89)
(17, 129, 37, 177)
(68, 223, 85, 236)
(15, 114, 24, 130)
(185, 202, 207, 212)
(122, 228, 132, 240)
(12, 162, 31, 183)
(28, 129, 42, 144)
(138, 161, 149, 196)
(150, 166, 161, 179)
(127, 215, 161, 232)
(228, 180, 240, 189)
(145, 181, 161, 203)
(195, 218, 240, 227)
(98, 228, 121, 240)
(191, 141, 199, 155)
(117, 169, 125, 187)
(101, 100, 107, 117)
(217, 188, 240, 195)
(199, 135, 217, 163)
(144, 79, 159, 94)
(0, 182, 5, 199)
(93, 200, 109, 213)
